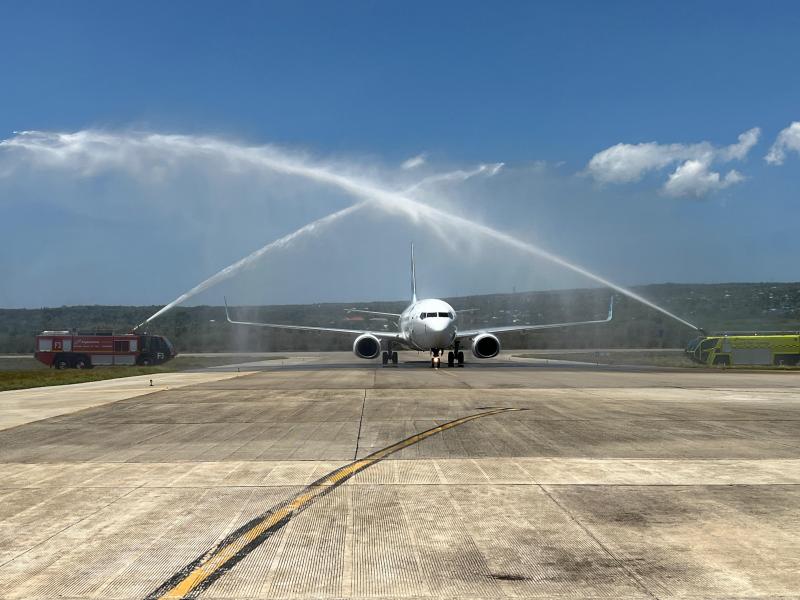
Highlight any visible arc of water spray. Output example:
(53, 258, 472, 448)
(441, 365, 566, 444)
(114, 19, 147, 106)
(147, 143, 698, 331)
(442, 210, 700, 330)
(391, 195, 699, 331)
(134, 202, 366, 329)
(18, 130, 693, 331)
(143, 178, 697, 331)
(403, 163, 504, 194)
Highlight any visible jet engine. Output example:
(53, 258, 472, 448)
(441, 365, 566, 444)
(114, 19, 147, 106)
(471, 333, 501, 359)
(353, 334, 382, 359)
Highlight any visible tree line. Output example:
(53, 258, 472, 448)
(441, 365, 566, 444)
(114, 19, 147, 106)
(1, 282, 798, 354)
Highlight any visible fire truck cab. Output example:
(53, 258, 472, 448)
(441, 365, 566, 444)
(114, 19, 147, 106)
(34, 330, 176, 369)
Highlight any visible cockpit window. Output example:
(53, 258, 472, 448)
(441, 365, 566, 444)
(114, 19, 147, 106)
(438, 312, 449, 318)
(420, 313, 427, 319)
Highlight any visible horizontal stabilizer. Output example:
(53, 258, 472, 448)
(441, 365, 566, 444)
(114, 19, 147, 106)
(345, 309, 401, 318)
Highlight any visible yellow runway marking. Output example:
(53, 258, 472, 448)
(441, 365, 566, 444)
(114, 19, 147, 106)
(145, 407, 520, 600)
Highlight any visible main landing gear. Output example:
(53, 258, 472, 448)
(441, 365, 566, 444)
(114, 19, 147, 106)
(446, 342, 465, 368)
(381, 346, 398, 366)
(446, 351, 465, 368)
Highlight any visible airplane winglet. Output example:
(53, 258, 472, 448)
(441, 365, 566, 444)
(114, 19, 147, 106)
(410, 242, 417, 304)
(223, 296, 233, 323)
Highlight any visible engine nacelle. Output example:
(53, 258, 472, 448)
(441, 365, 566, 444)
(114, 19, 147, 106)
(353, 334, 382, 359)
(471, 333, 501, 359)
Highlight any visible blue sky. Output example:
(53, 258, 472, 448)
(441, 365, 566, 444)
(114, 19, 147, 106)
(1, 1, 799, 308)
(4, 1, 799, 157)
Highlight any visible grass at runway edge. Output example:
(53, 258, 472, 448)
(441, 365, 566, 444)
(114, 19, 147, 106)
(516, 350, 701, 367)
(0, 355, 285, 391)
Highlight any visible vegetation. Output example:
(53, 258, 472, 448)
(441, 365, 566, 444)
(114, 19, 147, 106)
(1, 282, 798, 354)
(0, 355, 284, 392)
(1, 366, 177, 392)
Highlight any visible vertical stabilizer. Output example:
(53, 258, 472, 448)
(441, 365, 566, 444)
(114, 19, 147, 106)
(410, 243, 417, 303)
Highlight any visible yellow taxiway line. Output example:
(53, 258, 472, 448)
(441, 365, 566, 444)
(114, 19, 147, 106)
(146, 407, 521, 600)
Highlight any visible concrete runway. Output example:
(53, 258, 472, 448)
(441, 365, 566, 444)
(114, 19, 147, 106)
(0, 352, 798, 599)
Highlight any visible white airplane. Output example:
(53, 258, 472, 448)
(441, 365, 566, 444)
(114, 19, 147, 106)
(225, 245, 613, 368)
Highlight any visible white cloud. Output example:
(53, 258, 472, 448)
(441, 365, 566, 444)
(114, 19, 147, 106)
(720, 127, 761, 161)
(586, 127, 759, 197)
(586, 141, 704, 183)
(663, 160, 744, 197)
(765, 122, 800, 165)
(401, 153, 426, 169)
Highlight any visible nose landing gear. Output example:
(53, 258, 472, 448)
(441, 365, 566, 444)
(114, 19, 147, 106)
(432, 344, 464, 369)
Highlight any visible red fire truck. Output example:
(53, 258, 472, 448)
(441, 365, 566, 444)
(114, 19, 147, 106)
(34, 330, 176, 369)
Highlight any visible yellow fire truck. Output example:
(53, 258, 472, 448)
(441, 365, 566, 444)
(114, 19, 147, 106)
(686, 333, 800, 367)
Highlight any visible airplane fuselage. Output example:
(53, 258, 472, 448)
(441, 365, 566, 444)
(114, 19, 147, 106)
(398, 298, 457, 351)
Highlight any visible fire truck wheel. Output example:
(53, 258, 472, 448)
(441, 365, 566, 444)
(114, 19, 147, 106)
(74, 356, 91, 369)
(55, 357, 70, 370)
(141, 358, 151, 366)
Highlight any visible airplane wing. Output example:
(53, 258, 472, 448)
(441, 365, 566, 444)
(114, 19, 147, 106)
(456, 297, 613, 339)
(345, 309, 401, 318)
(224, 299, 403, 340)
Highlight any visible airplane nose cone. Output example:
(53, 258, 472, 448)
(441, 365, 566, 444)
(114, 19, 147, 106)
(427, 319, 448, 333)
(425, 319, 455, 347)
